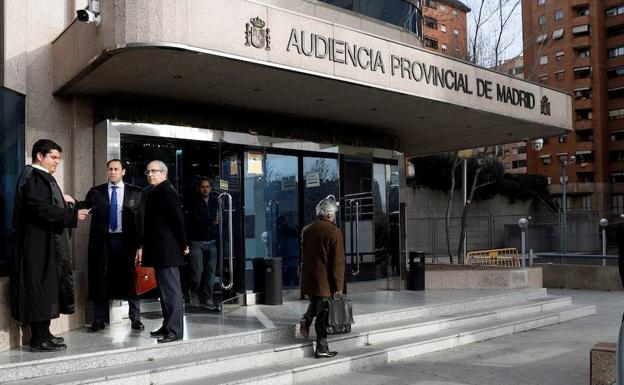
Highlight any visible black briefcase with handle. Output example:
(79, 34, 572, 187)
(326, 293, 354, 335)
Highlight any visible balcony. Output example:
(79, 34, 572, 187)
(550, 182, 594, 194)
(574, 119, 593, 130)
(574, 98, 593, 110)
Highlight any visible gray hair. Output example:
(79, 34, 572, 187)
(316, 198, 338, 219)
(150, 160, 168, 175)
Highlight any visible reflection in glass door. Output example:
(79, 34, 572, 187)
(303, 157, 340, 226)
(373, 162, 401, 290)
(244, 152, 301, 289)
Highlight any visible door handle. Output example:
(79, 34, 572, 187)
(218, 192, 234, 290)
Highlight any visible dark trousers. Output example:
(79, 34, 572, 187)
(30, 319, 51, 345)
(302, 296, 329, 352)
(189, 240, 217, 302)
(94, 234, 141, 322)
(155, 266, 184, 338)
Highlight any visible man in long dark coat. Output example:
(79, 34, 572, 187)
(299, 198, 345, 358)
(139, 160, 189, 343)
(10, 139, 89, 351)
(83, 159, 144, 332)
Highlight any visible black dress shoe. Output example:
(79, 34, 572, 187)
(131, 320, 145, 330)
(49, 336, 64, 344)
(47, 332, 64, 344)
(87, 321, 105, 333)
(315, 350, 338, 358)
(30, 340, 67, 352)
(157, 333, 180, 343)
(150, 327, 167, 337)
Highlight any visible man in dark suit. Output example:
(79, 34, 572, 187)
(299, 198, 345, 358)
(83, 159, 144, 332)
(187, 177, 219, 310)
(139, 160, 189, 343)
(10, 139, 89, 351)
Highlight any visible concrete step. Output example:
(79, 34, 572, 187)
(185, 304, 597, 385)
(0, 288, 548, 383)
(6, 295, 586, 385)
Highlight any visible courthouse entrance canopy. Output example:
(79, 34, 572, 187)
(53, 0, 572, 156)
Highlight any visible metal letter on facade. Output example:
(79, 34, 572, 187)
(245, 17, 271, 50)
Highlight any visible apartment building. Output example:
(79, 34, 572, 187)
(423, 0, 470, 59)
(523, 1, 624, 215)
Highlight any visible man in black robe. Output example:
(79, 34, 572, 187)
(83, 159, 144, 332)
(139, 160, 189, 343)
(10, 139, 89, 351)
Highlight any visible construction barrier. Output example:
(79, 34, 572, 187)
(466, 248, 520, 267)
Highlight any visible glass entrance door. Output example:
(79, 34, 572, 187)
(120, 135, 245, 311)
(244, 152, 301, 291)
(341, 157, 401, 290)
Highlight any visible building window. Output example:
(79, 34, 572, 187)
(609, 109, 624, 120)
(540, 155, 552, 165)
(610, 150, 624, 162)
(578, 173, 594, 183)
(608, 66, 624, 79)
(441, 43, 447, 52)
(574, 87, 591, 99)
(0, 87, 25, 277)
(558, 135, 567, 143)
(440, 24, 446, 32)
(554, 10, 563, 20)
(539, 74, 548, 83)
(575, 6, 590, 16)
(576, 109, 593, 120)
(612, 172, 624, 183)
(539, 55, 548, 65)
(607, 24, 624, 37)
(606, 5, 624, 18)
(518, 145, 527, 154)
(536, 33, 548, 43)
(424, 37, 438, 49)
(575, 151, 594, 163)
(573, 66, 591, 78)
(576, 130, 593, 142)
(552, 28, 564, 39)
(608, 46, 624, 58)
(611, 130, 624, 141)
(538, 0, 545, 4)
(538, 15, 546, 25)
(453, 28, 460, 36)
(575, 47, 591, 57)
(608, 87, 624, 99)
(425, 0, 437, 9)
(613, 194, 624, 213)
(555, 70, 565, 81)
(555, 51, 564, 61)
(581, 196, 592, 211)
(453, 48, 461, 56)
(572, 24, 590, 36)
(425, 17, 438, 29)
(453, 9, 459, 18)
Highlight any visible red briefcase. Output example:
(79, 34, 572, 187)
(134, 265, 157, 295)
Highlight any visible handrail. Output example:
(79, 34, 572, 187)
(218, 192, 234, 290)
(347, 199, 360, 277)
(266, 200, 279, 258)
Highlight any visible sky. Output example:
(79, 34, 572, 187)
(462, 0, 524, 66)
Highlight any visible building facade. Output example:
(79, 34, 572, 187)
(523, 1, 624, 215)
(0, 0, 570, 350)
(422, 0, 470, 59)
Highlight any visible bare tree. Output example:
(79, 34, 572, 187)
(445, 155, 462, 263)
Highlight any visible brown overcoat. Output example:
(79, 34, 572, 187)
(300, 218, 345, 297)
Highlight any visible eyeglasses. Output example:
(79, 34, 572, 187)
(144, 169, 164, 175)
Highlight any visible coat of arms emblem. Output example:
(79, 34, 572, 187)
(245, 17, 271, 50)
(540, 96, 551, 116)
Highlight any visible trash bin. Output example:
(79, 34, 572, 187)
(252, 257, 283, 305)
(408, 251, 425, 291)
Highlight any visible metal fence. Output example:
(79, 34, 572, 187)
(406, 210, 616, 261)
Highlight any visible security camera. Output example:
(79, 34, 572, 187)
(77, 0, 100, 26)
(531, 138, 544, 151)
